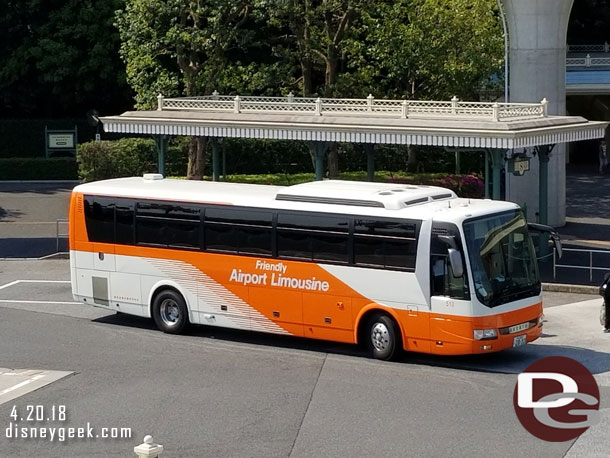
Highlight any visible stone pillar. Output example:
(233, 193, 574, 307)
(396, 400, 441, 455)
(502, 0, 573, 226)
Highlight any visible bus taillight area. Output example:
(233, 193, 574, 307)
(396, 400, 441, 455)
(429, 303, 543, 355)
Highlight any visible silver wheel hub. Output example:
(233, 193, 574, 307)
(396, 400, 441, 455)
(160, 299, 181, 326)
(371, 322, 390, 351)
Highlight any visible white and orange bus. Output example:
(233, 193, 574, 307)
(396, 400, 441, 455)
(69, 175, 559, 360)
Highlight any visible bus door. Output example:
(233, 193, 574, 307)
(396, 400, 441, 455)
(429, 223, 471, 350)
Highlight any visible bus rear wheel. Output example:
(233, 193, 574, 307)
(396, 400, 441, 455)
(152, 289, 189, 334)
(367, 314, 401, 361)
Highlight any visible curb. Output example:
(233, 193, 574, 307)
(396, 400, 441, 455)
(542, 282, 598, 295)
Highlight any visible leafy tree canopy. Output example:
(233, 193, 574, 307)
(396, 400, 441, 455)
(0, 0, 131, 117)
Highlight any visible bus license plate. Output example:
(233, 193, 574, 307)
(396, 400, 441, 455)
(513, 335, 527, 347)
(508, 322, 530, 334)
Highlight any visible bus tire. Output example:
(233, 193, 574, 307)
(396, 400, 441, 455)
(152, 289, 189, 334)
(367, 313, 401, 361)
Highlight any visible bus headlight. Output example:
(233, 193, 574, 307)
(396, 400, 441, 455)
(473, 329, 498, 340)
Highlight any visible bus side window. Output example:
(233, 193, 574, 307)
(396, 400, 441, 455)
(84, 196, 115, 243)
(430, 225, 470, 300)
(431, 256, 446, 296)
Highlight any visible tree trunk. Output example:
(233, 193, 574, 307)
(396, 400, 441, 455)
(302, 60, 313, 96)
(187, 137, 207, 180)
(326, 45, 340, 86)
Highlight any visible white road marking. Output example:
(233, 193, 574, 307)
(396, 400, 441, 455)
(0, 280, 21, 291)
(0, 375, 45, 396)
(0, 280, 70, 291)
(0, 369, 74, 405)
(38, 253, 68, 260)
(0, 280, 78, 304)
(0, 300, 80, 305)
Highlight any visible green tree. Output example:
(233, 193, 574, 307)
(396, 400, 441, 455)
(116, 0, 283, 178)
(0, 0, 130, 117)
(349, 0, 504, 100)
(270, 0, 368, 97)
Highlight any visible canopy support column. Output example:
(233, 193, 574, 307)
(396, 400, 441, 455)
(309, 142, 330, 181)
(364, 144, 375, 181)
(484, 151, 490, 199)
(155, 135, 167, 176)
(486, 149, 505, 200)
(211, 138, 221, 182)
(535, 144, 555, 225)
(222, 148, 226, 180)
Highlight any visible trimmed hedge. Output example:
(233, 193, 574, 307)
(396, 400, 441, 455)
(220, 171, 485, 198)
(0, 157, 78, 180)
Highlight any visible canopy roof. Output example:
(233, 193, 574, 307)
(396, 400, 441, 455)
(101, 94, 607, 149)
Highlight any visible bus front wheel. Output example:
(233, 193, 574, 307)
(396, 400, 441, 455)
(367, 314, 401, 361)
(152, 289, 189, 334)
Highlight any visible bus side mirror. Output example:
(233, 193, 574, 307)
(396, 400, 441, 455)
(448, 248, 464, 278)
(528, 223, 562, 259)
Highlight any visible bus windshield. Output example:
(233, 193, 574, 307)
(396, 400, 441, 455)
(463, 210, 540, 307)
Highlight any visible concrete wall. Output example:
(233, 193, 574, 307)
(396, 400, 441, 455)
(502, 0, 574, 226)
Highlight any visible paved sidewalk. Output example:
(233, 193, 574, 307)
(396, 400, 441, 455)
(560, 166, 610, 248)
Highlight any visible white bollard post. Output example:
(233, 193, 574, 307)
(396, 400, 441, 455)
(134, 435, 164, 458)
(157, 94, 164, 111)
(234, 95, 241, 113)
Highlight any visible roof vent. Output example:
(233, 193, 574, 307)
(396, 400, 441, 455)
(432, 193, 453, 200)
(404, 197, 430, 206)
(378, 191, 393, 196)
(143, 173, 164, 181)
(275, 194, 385, 208)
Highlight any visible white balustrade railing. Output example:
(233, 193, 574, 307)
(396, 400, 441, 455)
(156, 93, 549, 122)
(566, 54, 610, 68)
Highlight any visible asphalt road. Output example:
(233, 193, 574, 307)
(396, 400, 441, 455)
(0, 259, 608, 458)
(0, 182, 74, 258)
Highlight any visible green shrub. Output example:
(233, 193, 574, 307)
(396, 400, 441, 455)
(0, 157, 78, 180)
(77, 138, 156, 182)
(77, 137, 188, 182)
